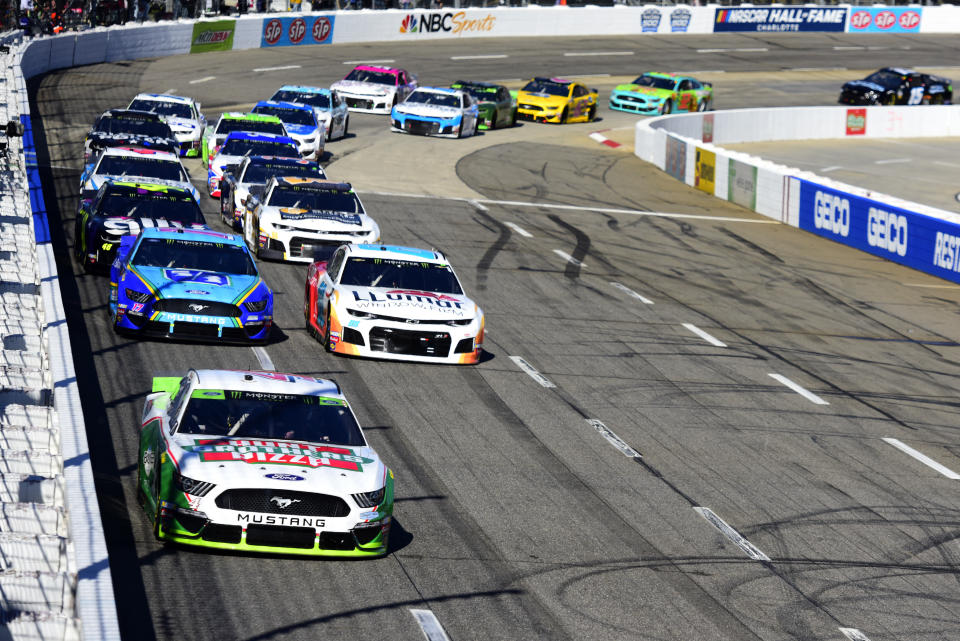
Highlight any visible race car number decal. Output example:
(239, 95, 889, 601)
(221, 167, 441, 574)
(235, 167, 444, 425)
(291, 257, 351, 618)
(163, 269, 231, 286)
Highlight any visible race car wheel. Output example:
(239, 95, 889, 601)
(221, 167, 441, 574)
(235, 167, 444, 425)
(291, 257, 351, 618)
(457, 122, 464, 139)
(343, 115, 349, 138)
(587, 105, 597, 121)
(560, 107, 568, 124)
(323, 309, 334, 352)
(660, 99, 672, 115)
(697, 98, 711, 112)
(510, 109, 517, 127)
(220, 198, 231, 227)
(151, 468, 164, 541)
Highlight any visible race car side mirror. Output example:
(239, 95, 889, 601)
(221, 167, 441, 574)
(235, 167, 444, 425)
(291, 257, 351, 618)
(142, 392, 169, 426)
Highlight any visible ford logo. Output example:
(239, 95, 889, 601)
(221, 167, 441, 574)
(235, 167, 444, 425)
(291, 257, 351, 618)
(265, 473, 305, 482)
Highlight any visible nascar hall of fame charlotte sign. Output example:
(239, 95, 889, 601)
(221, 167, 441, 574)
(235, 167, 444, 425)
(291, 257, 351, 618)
(714, 7, 847, 32)
(262, 15, 335, 47)
(847, 7, 921, 33)
(190, 20, 236, 54)
(399, 11, 496, 36)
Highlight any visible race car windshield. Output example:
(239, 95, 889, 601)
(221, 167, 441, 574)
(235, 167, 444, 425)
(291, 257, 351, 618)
(95, 157, 187, 182)
(96, 116, 173, 138)
(631, 75, 677, 90)
(99, 191, 204, 224)
(455, 84, 496, 101)
(244, 162, 324, 183)
(220, 139, 298, 158)
(132, 238, 257, 275)
(863, 71, 901, 88)
(521, 80, 569, 96)
(406, 92, 460, 108)
(340, 257, 463, 294)
(128, 100, 193, 119)
(216, 119, 286, 136)
(268, 187, 362, 212)
(176, 392, 365, 445)
(271, 90, 331, 109)
(343, 69, 397, 86)
(254, 106, 316, 126)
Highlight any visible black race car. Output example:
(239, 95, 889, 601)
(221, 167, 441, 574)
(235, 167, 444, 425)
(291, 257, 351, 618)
(74, 180, 207, 273)
(83, 109, 178, 163)
(838, 67, 953, 106)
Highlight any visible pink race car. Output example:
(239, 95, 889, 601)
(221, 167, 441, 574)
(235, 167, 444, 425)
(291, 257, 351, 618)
(331, 65, 419, 115)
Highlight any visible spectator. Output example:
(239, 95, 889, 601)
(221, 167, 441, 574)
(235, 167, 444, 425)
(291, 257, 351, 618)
(288, 0, 299, 11)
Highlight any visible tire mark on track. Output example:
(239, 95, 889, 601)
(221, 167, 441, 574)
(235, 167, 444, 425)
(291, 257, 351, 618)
(472, 205, 511, 292)
(548, 214, 589, 280)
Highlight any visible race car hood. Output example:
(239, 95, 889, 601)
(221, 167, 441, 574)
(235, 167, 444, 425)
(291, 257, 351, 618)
(517, 92, 567, 108)
(331, 80, 395, 97)
(97, 216, 208, 240)
(87, 132, 178, 153)
(262, 206, 376, 232)
(843, 80, 886, 93)
(163, 117, 202, 135)
(84, 174, 199, 201)
(133, 266, 262, 302)
(612, 84, 672, 98)
(342, 286, 478, 321)
(394, 103, 461, 118)
(285, 124, 319, 137)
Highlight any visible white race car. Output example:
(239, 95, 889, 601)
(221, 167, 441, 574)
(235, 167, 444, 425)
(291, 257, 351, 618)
(79, 146, 199, 201)
(391, 87, 480, 138)
(127, 93, 207, 158)
(331, 65, 418, 115)
(242, 176, 379, 262)
(305, 244, 484, 364)
(219, 155, 326, 230)
(270, 85, 349, 141)
(206, 131, 300, 198)
(138, 369, 394, 557)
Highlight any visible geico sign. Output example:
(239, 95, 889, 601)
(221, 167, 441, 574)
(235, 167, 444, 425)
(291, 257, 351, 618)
(814, 191, 850, 237)
(933, 231, 960, 272)
(867, 207, 907, 256)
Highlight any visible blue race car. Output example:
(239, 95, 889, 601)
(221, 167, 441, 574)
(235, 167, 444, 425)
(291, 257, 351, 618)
(109, 227, 273, 344)
(252, 100, 324, 161)
(207, 131, 299, 198)
(390, 87, 479, 138)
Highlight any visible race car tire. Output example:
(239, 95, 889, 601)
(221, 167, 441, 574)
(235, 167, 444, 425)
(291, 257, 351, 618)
(323, 308, 334, 352)
(457, 122, 464, 139)
(220, 197, 231, 227)
(510, 108, 517, 127)
(343, 115, 349, 138)
(151, 468, 163, 542)
(560, 107, 568, 124)
(660, 99, 672, 115)
(697, 98, 711, 112)
(587, 105, 597, 121)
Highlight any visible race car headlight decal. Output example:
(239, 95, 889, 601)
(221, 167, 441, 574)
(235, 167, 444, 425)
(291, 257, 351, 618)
(272, 223, 295, 232)
(347, 308, 373, 319)
(125, 288, 152, 304)
(446, 318, 473, 326)
(352, 487, 385, 508)
(173, 469, 216, 497)
(244, 299, 268, 313)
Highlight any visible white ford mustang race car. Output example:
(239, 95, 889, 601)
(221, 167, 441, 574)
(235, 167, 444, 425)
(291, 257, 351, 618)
(127, 93, 207, 158)
(331, 65, 418, 115)
(138, 369, 394, 557)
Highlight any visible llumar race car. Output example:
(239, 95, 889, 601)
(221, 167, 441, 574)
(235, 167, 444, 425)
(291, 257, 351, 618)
(109, 227, 273, 343)
(304, 244, 484, 364)
(251, 100, 324, 160)
(138, 369, 393, 557)
(242, 177, 379, 263)
(127, 93, 207, 157)
(450, 80, 516, 130)
(331, 65, 418, 115)
(270, 85, 349, 141)
(220, 156, 326, 230)
(80, 146, 199, 201)
(207, 131, 300, 198)
(390, 87, 479, 138)
(609, 72, 713, 115)
(838, 67, 953, 106)
(83, 109, 178, 162)
(201, 112, 287, 167)
(74, 180, 206, 273)
(516, 78, 598, 124)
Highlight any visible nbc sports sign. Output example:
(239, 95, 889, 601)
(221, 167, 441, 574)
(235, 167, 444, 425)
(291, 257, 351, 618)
(848, 7, 921, 33)
(262, 15, 335, 47)
(399, 11, 496, 36)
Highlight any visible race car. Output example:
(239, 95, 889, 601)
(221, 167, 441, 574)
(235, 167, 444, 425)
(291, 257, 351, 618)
(220, 156, 326, 230)
(127, 93, 207, 157)
(109, 227, 273, 343)
(609, 72, 713, 115)
(251, 100, 324, 160)
(242, 177, 379, 263)
(331, 65, 418, 115)
(201, 112, 287, 167)
(270, 85, 349, 141)
(74, 180, 206, 273)
(304, 244, 484, 364)
(450, 80, 517, 130)
(137, 369, 393, 557)
(84, 109, 178, 163)
(838, 67, 953, 106)
(80, 146, 199, 201)
(207, 131, 300, 198)
(515, 78, 598, 124)
(390, 87, 479, 138)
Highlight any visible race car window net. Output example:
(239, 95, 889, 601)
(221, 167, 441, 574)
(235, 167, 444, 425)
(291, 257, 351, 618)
(253, 106, 316, 127)
(96, 115, 173, 138)
(271, 90, 331, 109)
(631, 75, 677, 90)
(216, 119, 286, 136)
(405, 92, 460, 108)
(521, 80, 569, 96)
(340, 257, 463, 294)
(268, 187, 362, 213)
(95, 157, 188, 183)
(132, 238, 258, 276)
(343, 69, 396, 86)
(177, 393, 366, 446)
(220, 140, 298, 158)
(245, 162, 323, 183)
(99, 191, 204, 224)
(128, 100, 193, 119)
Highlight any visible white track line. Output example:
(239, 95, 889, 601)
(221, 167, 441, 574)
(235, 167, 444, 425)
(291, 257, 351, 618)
(553, 249, 585, 268)
(768, 373, 829, 405)
(189, 76, 216, 84)
(874, 158, 911, 165)
(610, 281, 653, 304)
(839, 628, 873, 641)
(509, 356, 555, 388)
(451, 54, 507, 60)
(253, 64, 301, 72)
(252, 346, 275, 371)
(694, 507, 770, 561)
(564, 51, 632, 57)
(410, 610, 452, 641)
(504, 221, 532, 237)
(821, 166, 843, 173)
(697, 47, 768, 53)
(343, 59, 394, 64)
(882, 438, 960, 480)
(834, 46, 864, 50)
(587, 419, 641, 458)
(682, 323, 726, 347)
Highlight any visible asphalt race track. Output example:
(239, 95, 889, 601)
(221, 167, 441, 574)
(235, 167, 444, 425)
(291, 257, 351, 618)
(28, 33, 960, 641)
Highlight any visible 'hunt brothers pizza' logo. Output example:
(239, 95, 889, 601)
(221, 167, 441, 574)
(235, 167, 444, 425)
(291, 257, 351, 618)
(194, 30, 230, 45)
(186, 440, 375, 472)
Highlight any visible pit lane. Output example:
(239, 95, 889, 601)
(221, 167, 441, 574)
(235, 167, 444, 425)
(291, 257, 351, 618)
(29, 33, 960, 641)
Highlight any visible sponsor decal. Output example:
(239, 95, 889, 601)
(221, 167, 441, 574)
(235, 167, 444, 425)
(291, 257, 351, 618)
(845, 108, 866, 136)
(159, 312, 228, 325)
(641, 8, 661, 33)
(188, 303, 208, 313)
(270, 496, 301, 509)
(813, 190, 851, 237)
(142, 447, 155, 477)
(185, 289, 210, 295)
(670, 7, 691, 33)
(190, 20, 236, 54)
(727, 159, 757, 210)
(185, 439, 375, 472)
(714, 7, 846, 32)
(265, 473, 305, 481)
(934, 232, 960, 273)
(262, 16, 335, 47)
(702, 113, 714, 144)
(237, 513, 325, 527)
(131, 302, 145, 313)
(399, 11, 495, 36)
(664, 135, 686, 182)
(351, 289, 465, 310)
(867, 207, 908, 256)
(278, 209, 361, 225)
(848, 7, 921, 33)
(694, 148, 715, 194)
(103, 218, 206, 237)
(162, 269, 231, 287)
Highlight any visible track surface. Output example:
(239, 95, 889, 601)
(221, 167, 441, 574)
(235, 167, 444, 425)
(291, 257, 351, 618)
(28, 34, 960, 641)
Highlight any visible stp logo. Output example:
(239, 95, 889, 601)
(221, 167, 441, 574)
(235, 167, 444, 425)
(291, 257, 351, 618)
(289, 18, 306, 44)
(312, 16, 331, 42)
(849, 11, 871, 30)
(264, 19, 282, 45)
(874, 10, 896, 29)
(899, 11, 920, 30)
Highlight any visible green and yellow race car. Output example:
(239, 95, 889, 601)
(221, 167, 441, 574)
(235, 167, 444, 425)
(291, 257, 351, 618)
(201, 112, 287, 167)
(450, 80, 516, 130)
(609, 72, 713, 115)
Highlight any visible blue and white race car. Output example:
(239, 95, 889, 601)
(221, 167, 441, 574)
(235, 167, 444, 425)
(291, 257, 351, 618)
(207, 131, 299, 198)
(252, 100, 324, 160)
(127, 93, 207, 157)
(270, 85, 349, 141)
(390, 87, 479, 138)
(109, 227, 273, 343)
(81, 146, 199, 201)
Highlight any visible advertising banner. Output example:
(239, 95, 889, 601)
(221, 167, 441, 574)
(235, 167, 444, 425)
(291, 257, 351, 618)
(262, 15, 335, 47)
(190, 20, 236, 54)
(714, 7, 846, 32)
(798, 179, 960, 284)
(695, 148, 715, 194)
(728, 159, 757, 210)
(665, 135, 686, 182)
(848, 7, 921, 33)
(702, 113, 714, 144)
(845, 108, 866, 136)
(397, 11, 496, 37)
